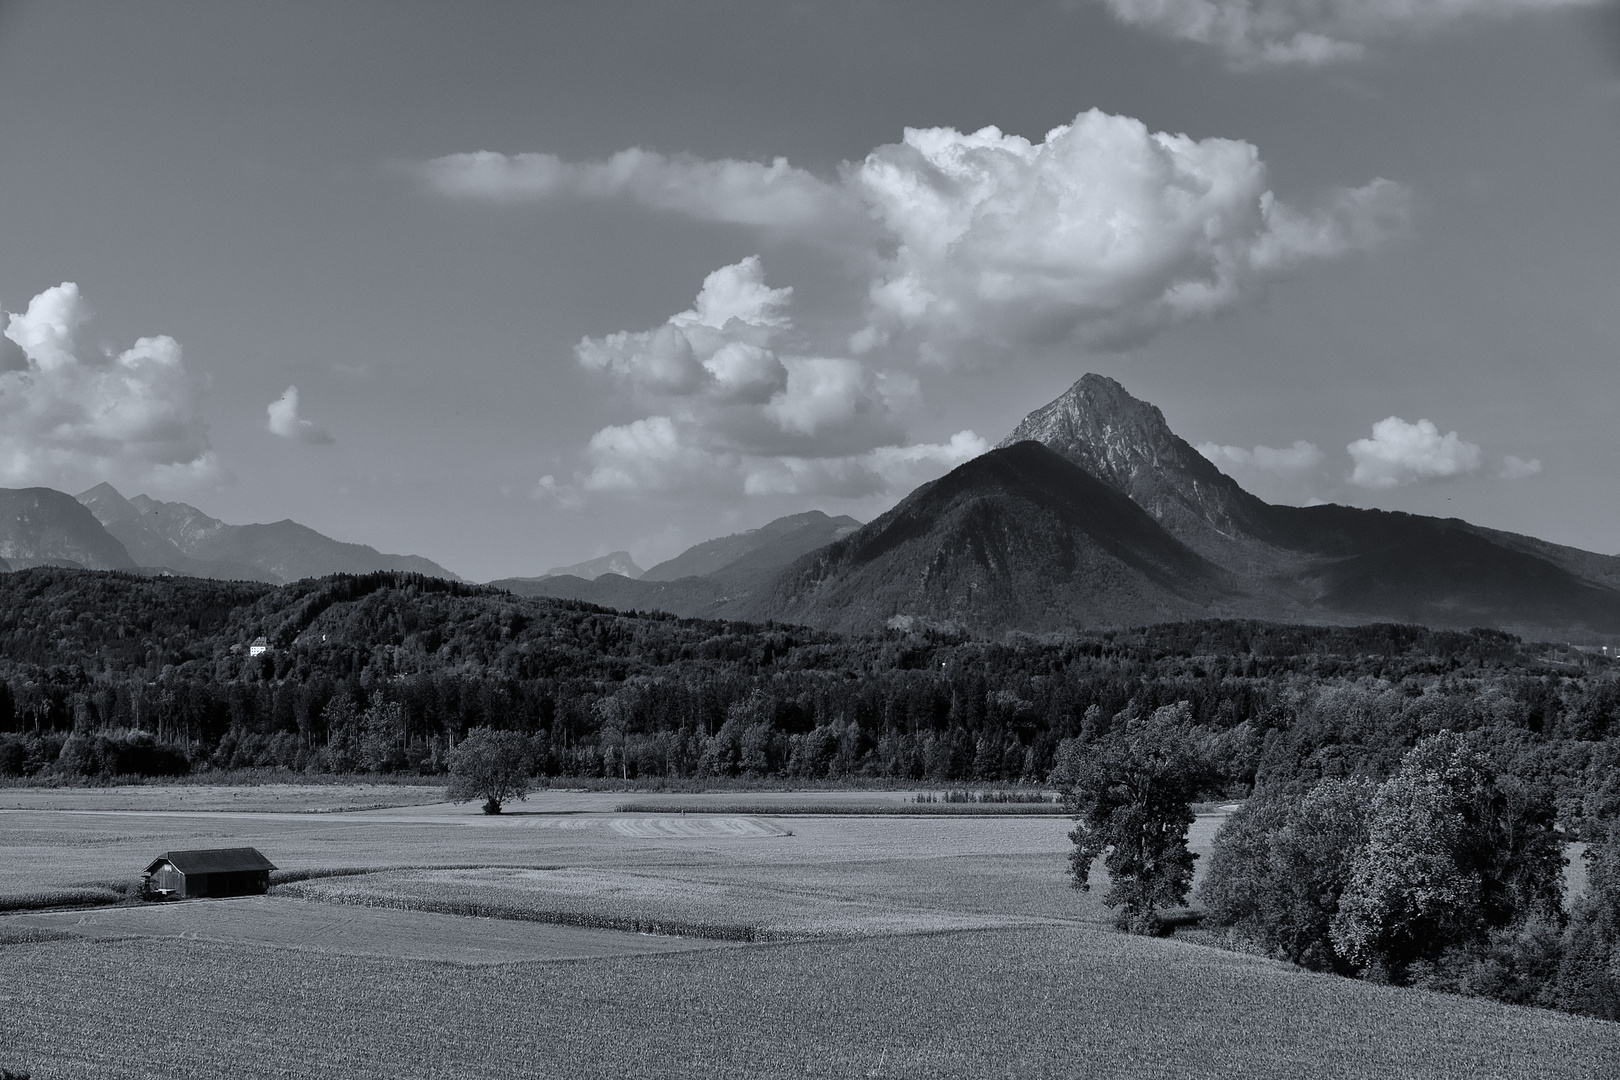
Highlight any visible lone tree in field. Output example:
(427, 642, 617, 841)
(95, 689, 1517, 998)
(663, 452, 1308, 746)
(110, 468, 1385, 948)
(1059, 702, 1213, 935)
(445, 728, 533, 814)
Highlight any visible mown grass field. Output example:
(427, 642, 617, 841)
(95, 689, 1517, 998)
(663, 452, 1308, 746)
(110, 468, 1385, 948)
(2, 784, 1614, 1079)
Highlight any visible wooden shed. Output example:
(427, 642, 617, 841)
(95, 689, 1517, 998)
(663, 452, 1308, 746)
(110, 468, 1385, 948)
(143, 847, 276, 899)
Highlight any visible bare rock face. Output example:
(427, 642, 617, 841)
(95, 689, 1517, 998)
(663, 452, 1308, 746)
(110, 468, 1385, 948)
(999, 374, 1270, 564)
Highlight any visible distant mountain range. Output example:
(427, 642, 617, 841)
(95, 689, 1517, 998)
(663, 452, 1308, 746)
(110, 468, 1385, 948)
(506, 374, 1620, 641)
(0, 483, 457, 585)
(532, 551, 644, 582)
(7, 374, 1619, 640)
(492, 510, 861, 618)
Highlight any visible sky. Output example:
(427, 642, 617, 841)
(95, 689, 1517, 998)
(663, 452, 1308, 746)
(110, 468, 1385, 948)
(0, 0, 1616, 581)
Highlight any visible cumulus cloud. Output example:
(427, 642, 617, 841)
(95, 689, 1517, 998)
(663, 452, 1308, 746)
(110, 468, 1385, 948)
(1347, 416, 1482, 489)
(421, 113, 1413, 503)
(852, 112, 1409, 351)
(419, 109, 1408, 361)
(572, 259, 985, 499)
(265, 385, 334, 445)
(1500, 454, 1543, 480)
(0, 283, 219, 490)
(1097, 0, 1602, 68)
(1198, 439, 1324, 475)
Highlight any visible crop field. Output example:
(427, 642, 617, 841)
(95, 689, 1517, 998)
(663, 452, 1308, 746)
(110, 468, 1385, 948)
(0, 782, 448, 814)
(2, 784, 1614, 1079)
(5, 923, 1617, 1079)
(276, 864, 1066, 940)
(10, 895, 723, 964)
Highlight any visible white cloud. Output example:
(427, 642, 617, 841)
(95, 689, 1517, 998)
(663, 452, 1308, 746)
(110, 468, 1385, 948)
(569, 260, 987, 500)
(1347, 416, 1482, 489)
(427, 114, 1414, 505)
(575, 257, 790, 399)
(531, 474, 584, 510)
(1500, 454, 1543, 480)
(580, 415, 987, 500)
(265, 385, 334, 445)
(0, 283, 220, 490)
(413, 148, 866, 246)
(575, 257, 907, 460)
(420, 109, 1408, 361)
(1098, 0, 1602, 68)
(1198, 439, 1324, 475)
(852, 112, 1409, 351)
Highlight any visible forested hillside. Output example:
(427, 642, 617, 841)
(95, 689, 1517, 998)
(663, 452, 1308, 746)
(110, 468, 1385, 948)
(0, 567, 1615, 831)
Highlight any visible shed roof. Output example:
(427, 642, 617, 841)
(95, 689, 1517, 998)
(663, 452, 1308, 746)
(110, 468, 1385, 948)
(145, 847, 277, 875)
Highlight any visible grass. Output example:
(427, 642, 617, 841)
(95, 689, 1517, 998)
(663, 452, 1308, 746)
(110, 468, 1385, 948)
(0, 781, 450, 813)
(612, 801, 1067, 815)
(274, 864, 1059, 942)
(8, 895, 722, 964)
(2, 926, 1615, 1079)
(4, 785, 1612, 1078)
(0, 886, 123, 914)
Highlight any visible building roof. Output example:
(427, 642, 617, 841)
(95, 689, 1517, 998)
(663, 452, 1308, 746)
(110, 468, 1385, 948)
(145, 847, 277, 875)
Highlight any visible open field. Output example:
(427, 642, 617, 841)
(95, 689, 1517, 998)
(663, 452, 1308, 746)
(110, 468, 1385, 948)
(277, 864, 1065, 940)
(4, 925, 1616, 1079)
(0, 782, 450, 814)
(1, 783, 1614, 1079)
(8, 895, 722, 964)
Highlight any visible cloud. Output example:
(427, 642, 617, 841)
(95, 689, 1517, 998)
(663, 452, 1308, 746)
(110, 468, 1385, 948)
(0, 283, 220, 490)
(852, 112, 1409, 352)
(572, 259, 986, 499)
(419, 109, 1409, 361)
(580, 415, 988, 499)
(413, 148, 867, 246)
(1347, 416, 1482, 489)
(265, 385, 334, 445)
(1097, 0, 1603, 68)
(575, 257, 908, 458)
(531, 474, 584, 510)
(1198, 439, 1324, 475)
(1499, 454, 1543, 480)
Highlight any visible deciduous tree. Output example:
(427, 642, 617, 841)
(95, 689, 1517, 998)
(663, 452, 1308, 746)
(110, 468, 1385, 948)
(445, 727, 533, 814)
(1061, 702, 1214, 934)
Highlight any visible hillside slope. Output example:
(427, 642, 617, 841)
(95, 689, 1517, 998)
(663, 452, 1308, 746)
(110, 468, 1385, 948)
(757, 441, 1233, 634)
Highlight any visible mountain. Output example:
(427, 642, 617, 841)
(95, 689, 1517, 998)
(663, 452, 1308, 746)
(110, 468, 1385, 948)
(72, 484, 459, 585)
(755, 442, 1233, 634)
(493, 511, 864, 617)
(541, 551, 643, 581)
(1002, 374, 1620, 640)
(641, 511, 860, 581)
(0, 488, 137, 571)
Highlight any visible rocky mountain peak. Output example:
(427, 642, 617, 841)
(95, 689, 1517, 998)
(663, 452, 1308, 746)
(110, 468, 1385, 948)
(76, 482, 139, 526)
(998, 374, 1267, 560)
